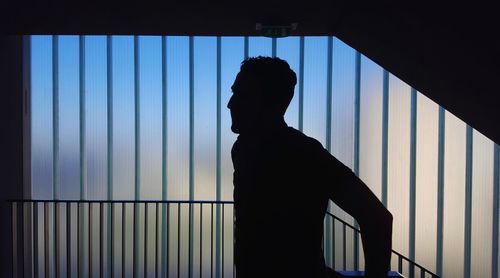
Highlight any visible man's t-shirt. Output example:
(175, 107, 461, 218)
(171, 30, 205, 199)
(232, 125, 354, 277)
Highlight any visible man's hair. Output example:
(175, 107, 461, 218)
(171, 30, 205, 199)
(240, 56, 297, 114)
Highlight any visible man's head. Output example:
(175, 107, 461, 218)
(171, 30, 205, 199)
(228, 56, 297, 134)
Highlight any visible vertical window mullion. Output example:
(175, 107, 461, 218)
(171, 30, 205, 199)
(353, 51, 361, 176)
(409, 88, 417, 262)
(52, 35, 59, 278)
(188, 35, 195, 277)
(324, 35, 333, 266)
(298, 36, 304, 132)
(436, 106, 445, 277)
(189, 36, 195, 200)
(134, 35, 140, 201)
(106, 37, 113, 200)
(133, 35, 140, 278)
(244, 37, 249, 59)
(353, 50, 362, 270)
(78, 35, 86, 278)
(53, 35, 59, 200)
(464, 125, 473, 278)
(216, 36, 222, 204)
(215, 36, 222, 278)
(493, 144, 499, 278)
(161, 35, 168, 278)
(106, 35, 113, 277)
(381, 70, 389, 206)
(271, 38, 277, 57)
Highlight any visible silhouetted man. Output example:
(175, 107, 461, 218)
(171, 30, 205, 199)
(229, 57, 393, 278)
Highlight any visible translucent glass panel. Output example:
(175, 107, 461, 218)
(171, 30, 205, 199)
(193, 37, 217, 200)
(359, 56, 383, 199)
(220, 37, 242, 201)
(471, 131, 494, 277)
(192, 37, 218, 276)
(330, 39, 356, 172)
(166, 37, 190, 200)
(442, 112, 466, 278)
(248, 37, 272, 57)
(218, 38, 243, 276)
(415, 93, 439, 272)
(277, 37, 301, 129)
(57, 36, 80, 200)
(303, 37, 328, 144)
(30, 35, 500, 277)
(85, 36, 108, 200)
(387, 75, 411, 257)
(138, 36, 163, 200)
(31, 36, 53, 199)
(330, 38, 357, 270)
(112, 36, 135, 200)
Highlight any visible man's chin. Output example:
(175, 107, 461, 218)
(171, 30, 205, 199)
(231, 125, 240, 134)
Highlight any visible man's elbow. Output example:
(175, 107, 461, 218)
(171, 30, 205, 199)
(382, 209, 393, 227)
(368, 205, 392, 229)
(356, 206, 392, 230)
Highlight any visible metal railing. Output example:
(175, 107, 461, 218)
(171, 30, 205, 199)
(10, 200, 439, 278)
(324, 211, 439, 278)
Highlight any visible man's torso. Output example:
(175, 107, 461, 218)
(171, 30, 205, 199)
(232, 126, 333, 277)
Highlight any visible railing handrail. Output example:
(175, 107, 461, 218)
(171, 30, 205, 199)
(9, 199, 439, 277)
(7, 199, 234, 204)
(325, 211, 360, 232)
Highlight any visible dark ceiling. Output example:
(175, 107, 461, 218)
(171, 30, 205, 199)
(2, 1, 500, 144)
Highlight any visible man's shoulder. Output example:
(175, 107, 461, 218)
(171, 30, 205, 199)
(285, 127, 327, 152)
(231, 127, 327, 155)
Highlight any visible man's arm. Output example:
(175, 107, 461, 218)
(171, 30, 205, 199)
(324, 154, 393, 277)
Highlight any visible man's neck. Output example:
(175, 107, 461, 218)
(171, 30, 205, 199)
(239, 117, 288, 136)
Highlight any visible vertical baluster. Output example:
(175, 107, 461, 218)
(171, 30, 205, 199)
(398, 255, 403, 274)
(342, 224, 346, 270)
(200, 203, 203, 278)
(89, 203, 92, 276)
(55, 202, 59, 278)
(12, 201, 18, 278)
(420, 268, 425, 278)
(222, 203, 225, 278)
(34, 202, 39, 278)
(44, 202, 49, 278)
(321, 227, 324, 261)
(177, 203, 181, 278)
(100, 202, 104, 277)
(332, 218, 335, 269)
(188, 202, 192, 278)
(166, 203, 170, 278)
(353, 229, 359, 270)
(122, 202, 126, 278)
(211, 203, 213, 278)
(145, 203, 148, 278)
(232, 204, 235, 278)
(111, 203, 114, 278)
(21, 202, 26, 278)
(66, 202, 71, 278)
(156, 202, 159, 278)
(19, 201, 25, 277)
(133, 203, 137, 277)
(77, 202, 82, 278)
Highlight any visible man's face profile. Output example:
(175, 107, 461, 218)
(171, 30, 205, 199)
(228, 71, 263, 134)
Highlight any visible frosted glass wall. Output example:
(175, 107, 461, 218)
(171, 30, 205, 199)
(29, 35, 499, 278)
